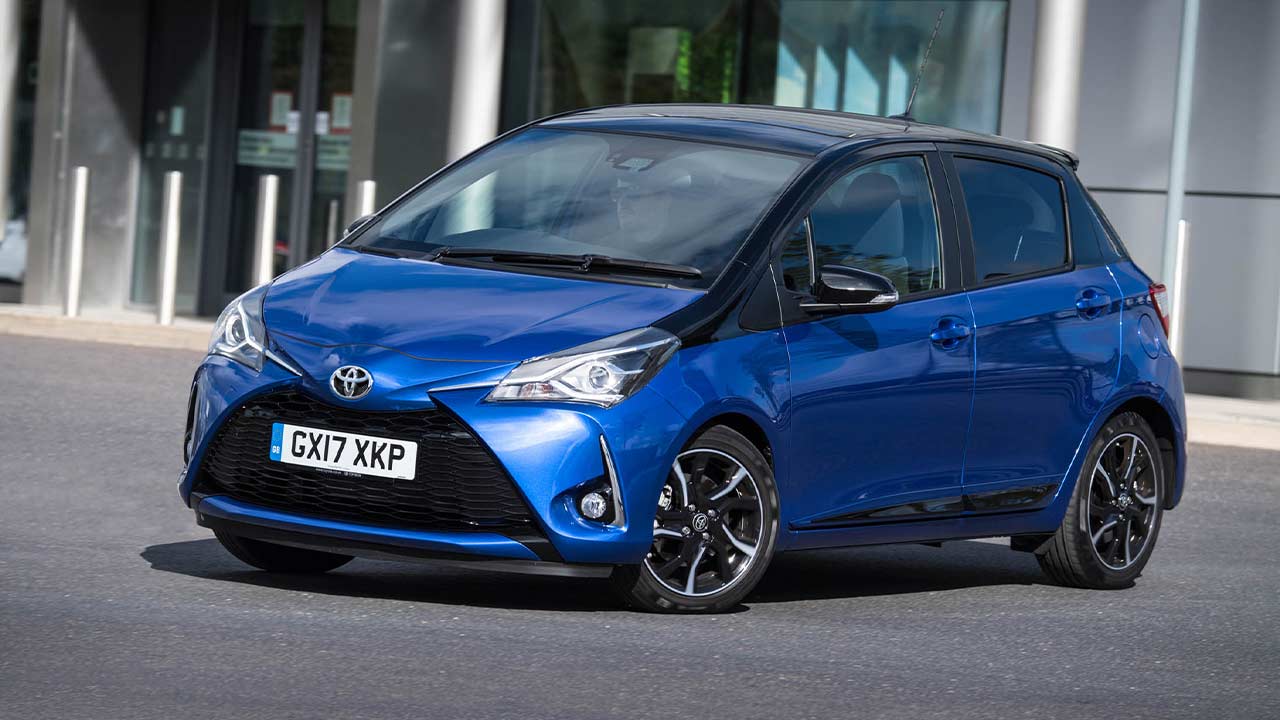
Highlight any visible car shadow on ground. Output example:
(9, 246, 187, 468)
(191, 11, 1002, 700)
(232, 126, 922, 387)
(143, 536, 1047, 612)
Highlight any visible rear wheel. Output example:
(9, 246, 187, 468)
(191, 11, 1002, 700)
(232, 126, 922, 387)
(1038, 412, 1165, 588)
(214, 531, 353, 574)
(611, 426, 779, 613)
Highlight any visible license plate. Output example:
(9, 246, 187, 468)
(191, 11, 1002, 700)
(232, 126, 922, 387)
(269, 422, 418, 480)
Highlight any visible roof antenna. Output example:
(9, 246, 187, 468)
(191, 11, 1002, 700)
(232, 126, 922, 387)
(893, 8, 945, 124)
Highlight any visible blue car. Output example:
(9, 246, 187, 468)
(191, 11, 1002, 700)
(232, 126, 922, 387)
(182, 105, 1186, 612)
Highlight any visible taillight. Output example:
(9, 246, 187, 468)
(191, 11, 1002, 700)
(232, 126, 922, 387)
(1149, 283, 1170, 335)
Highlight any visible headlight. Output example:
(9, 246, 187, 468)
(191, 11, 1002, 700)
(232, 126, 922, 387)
(486, 327, 679, 408)
(209, 285, 270, 371)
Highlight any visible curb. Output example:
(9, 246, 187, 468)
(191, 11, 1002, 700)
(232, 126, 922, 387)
(0, 306, 209, 352)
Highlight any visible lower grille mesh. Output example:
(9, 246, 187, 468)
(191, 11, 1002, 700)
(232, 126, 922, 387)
(196, 390, 535, 532)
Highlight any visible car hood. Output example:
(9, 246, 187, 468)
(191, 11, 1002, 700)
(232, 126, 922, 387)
(263, 248, 702, 388)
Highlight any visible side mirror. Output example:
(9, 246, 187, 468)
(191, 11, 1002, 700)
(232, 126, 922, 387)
(344, 214, 376, 237)
(800, 265, 899, 314)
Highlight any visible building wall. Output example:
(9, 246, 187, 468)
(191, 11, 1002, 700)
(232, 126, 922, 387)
(347, 0, 463, 215)
(10, 0, 1280, 396)
(23, 0, 146, 309)
(1002, 0, 1280, 390)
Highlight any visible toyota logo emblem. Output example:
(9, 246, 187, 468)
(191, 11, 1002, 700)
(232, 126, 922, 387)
(330, 365, 373, 400)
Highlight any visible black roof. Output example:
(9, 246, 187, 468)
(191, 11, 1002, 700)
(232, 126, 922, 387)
(541, 104, 1079, 169)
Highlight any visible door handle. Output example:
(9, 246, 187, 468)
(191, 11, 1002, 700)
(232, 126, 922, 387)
(1076, 289, 1111, 318)
(930, 317, 971, 349)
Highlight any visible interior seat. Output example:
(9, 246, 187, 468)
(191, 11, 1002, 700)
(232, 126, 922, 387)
(837, 172, 910, 294)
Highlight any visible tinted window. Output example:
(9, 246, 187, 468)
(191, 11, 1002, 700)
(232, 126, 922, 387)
(783, 156, 942, 297)
(954, 158, 1068, 281)
(780, 218, 815, 295)
(357, 129, 803, 289)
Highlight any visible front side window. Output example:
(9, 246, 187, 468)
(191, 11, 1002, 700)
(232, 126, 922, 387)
(954, 157, 1068, 281)
(782, 156, 943, 298)
(354, 129, 804, 288)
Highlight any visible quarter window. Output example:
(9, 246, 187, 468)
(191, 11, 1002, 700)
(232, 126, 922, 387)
(782, 156, 943, 298)
(954, 158, 1068, 281)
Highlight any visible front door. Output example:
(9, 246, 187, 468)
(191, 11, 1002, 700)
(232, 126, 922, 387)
(944, 150, 1121, 510)
(208, 0, 357, 312)
(781, 152, 975, 528)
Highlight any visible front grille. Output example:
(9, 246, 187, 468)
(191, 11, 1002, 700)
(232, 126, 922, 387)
(196, 390, 536, 532)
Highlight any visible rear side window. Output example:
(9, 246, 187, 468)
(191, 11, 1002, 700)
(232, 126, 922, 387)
(954, 158, 1068, 281)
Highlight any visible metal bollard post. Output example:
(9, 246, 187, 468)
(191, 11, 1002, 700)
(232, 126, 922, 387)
(253, 174, 279, 287)
(63, 166, 89, 317)
(156, 171, 183, 325)
(357, 179, 376, 218)
(1168, 219, 1190, 360)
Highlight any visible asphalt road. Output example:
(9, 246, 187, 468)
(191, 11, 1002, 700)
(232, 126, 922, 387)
(2, 334, 1277, 720)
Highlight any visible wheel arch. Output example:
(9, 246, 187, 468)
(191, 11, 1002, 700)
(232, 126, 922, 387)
(688, 412, 774, 468)
(1108, 396, 1179, 510)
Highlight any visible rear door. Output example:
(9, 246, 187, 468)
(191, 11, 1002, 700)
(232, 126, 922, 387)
(941, 146, 1121, 511)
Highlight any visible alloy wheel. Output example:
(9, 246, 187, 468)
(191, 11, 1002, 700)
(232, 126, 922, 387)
(642, 448, 765, 598)
(1087, 432, 1160, 570)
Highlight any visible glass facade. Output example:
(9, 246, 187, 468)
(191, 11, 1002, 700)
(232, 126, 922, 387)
(130, 1, 216, 310)
(750, 0, 1008, 132)
(15, 0, 1012, 317)
(521, 0, 1008, 133)
(0, 0, 40, 289)
(533, 0, 742, 116)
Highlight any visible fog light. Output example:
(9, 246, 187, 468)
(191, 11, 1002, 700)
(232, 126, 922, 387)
(579, 491, 609, 520)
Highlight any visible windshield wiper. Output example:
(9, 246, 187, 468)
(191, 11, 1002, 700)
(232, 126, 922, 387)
(435, 245, 706, 280)
(430, 247, 703, 280)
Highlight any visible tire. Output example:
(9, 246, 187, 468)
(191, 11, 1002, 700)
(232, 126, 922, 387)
(214, 531, 353, 574)
(1038, 411, 1165, 589)
(611, 425, 780, 613)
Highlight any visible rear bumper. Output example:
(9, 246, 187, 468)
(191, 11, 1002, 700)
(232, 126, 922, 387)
(194, 494, 613, 578)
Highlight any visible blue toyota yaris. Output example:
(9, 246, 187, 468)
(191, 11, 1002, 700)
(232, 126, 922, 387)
(182, 105, 1186, 612)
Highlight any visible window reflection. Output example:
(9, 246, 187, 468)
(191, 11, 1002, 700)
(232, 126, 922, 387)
(535, 0, 741, 115)
(519, 1, 1009, 133)
(755, 1, 1008, 132)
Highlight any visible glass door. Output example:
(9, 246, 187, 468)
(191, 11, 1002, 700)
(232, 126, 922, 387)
(224, 0, 306, 296)
(223, 0, 357, 299)
(307, 0, 358, 258)
(129, 0, 216, 311)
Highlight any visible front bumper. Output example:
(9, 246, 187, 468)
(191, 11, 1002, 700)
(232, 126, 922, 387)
(182, 353, 691, 567)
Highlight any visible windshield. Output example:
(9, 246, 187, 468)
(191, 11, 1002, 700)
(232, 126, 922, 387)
(349, 128, 804, 288)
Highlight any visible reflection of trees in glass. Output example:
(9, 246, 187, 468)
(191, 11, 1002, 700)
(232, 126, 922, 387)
(537, 1, 741, 116)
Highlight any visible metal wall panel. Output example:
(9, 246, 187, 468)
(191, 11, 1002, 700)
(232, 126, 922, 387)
(1179, 194, 1280, 374)
(1089, 190, 1166, 277)
(21, 0, 146, 309)
(1186, 0, 1280, 196)
(365, 0, 460, 208)
(1074, 0, 1180, 192)
(997, 0, 1036, 140)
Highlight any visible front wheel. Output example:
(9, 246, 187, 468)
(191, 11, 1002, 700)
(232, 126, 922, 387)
(610, 426, 780, 613)
(1038, 411, 1165, 588)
